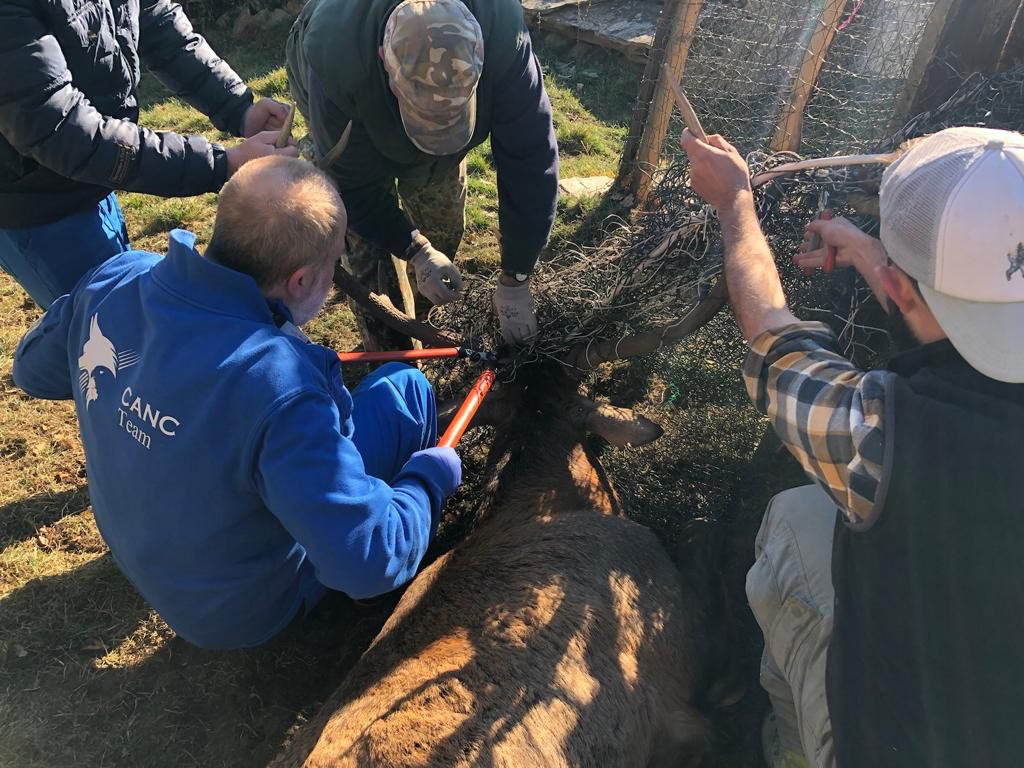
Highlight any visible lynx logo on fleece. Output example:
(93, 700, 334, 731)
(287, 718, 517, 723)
(78, 313, 181, 450)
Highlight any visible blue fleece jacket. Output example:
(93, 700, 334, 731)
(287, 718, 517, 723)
(12, 230, 460, 649)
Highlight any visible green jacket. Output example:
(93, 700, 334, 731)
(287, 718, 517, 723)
(287, 0, 559, 273)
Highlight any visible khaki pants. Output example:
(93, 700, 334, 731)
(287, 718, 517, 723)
(344, 160, 468, 352)
(746, 485, 837, 768)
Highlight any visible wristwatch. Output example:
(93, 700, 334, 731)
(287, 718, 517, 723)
(502, 269, 530, 283)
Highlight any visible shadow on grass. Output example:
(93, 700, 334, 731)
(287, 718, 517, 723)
(0, 485, 90, 551)
(0, 552, 393, 768)
(704, 425, 811, 766)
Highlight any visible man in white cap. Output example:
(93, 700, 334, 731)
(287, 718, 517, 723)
(286, 0, 559, 350)
(682, 126, 1024, 768)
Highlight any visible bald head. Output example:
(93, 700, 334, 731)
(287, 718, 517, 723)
(206, 156, 346, 290)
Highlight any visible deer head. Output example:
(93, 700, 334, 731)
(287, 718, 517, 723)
(336, 262, 728, 453)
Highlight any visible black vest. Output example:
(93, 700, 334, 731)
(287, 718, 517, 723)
(829, 341, 1024, 767)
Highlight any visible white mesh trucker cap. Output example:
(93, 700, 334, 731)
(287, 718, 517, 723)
(880, 127, 1024, 383)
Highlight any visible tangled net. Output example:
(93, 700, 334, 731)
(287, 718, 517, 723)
(886, 62, 1024, 148)
(430, 62, 1024, 387)
(420, 62, 1024, 561)
(430, 152, 883, 379)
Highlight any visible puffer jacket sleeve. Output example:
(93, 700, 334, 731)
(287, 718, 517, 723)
(0, 0, 233, 196)
(138, 0, 253, 136)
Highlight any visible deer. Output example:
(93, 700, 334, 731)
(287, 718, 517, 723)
(269, 269, 735, 768)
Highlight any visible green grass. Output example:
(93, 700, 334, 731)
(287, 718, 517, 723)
(458, 40, 635, 263)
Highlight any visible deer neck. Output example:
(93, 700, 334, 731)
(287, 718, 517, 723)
(495, 441, 620, 524)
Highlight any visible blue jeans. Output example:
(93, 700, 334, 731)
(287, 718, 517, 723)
(350, 362, 438, 483)
(0, 193, 130, 308)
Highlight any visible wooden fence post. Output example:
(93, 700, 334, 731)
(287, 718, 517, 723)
(998, 1, 1024, 70)
(889, 0, 956, 132)
(616, 2, 678, 191)
(769, 0, 848, 153)
(618, 0, 704, 205)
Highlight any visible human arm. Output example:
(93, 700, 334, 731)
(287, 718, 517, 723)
(486, 29, 557, 343)
(140, 0, 289, 137)
(255, 391, 462, 599)
(744, 322, 891, 526)
(138, 0, 253, 136)
(795, 216, 890, 306)
(305, 68, 416, 256)
(12, 294, 76, 400)
(0, 0, 270, 195)
(683, 130, 889, 524)
(489, 28, 559, 276)
(680, 130, 796, 342)
(139, 0, 297, 172)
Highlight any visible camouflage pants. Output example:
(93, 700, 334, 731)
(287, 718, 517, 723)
(343, 159, 467, 352)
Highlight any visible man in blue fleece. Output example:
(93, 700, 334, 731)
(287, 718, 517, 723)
(286, 0, 559, 349)
(12, 156, 462, 649)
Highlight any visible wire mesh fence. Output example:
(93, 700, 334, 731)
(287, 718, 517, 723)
(576, 0, 939, 158)
(801, 0, 936, 153)
(676, 0, 938, 154)
(682, 0, 837, 152)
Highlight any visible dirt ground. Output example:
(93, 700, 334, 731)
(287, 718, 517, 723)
(0, 24, 793, 768)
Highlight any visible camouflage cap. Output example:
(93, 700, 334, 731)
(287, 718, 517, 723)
(382, 0, 484, 156)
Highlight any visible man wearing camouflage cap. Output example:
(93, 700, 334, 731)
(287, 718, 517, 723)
(287, 0, 559, 349)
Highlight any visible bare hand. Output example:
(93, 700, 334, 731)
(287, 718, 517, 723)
(795, 216, 888, 280)
(242, 98, 291, 138)
(679, 129, 752, 210)
(226, 131, 299, 178)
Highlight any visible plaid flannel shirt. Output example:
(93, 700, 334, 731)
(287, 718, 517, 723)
(743, 321, 893, 526)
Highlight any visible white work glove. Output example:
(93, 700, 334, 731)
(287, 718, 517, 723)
(410, 240, 463, 305)
(493, 278, 538, 345)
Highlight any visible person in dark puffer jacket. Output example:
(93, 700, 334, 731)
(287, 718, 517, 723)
(0, 0, 299, 308)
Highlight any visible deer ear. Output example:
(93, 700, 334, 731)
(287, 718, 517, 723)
(570, 396, 664, 447)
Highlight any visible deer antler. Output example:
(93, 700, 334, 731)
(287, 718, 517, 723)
(318, 121, 354, 172)
(561, 278, 729, 371)
(332, 263, 461, 349)
(750, 151, 900, 188)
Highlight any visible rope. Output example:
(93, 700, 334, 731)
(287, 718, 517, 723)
(837, 0, 865, 32)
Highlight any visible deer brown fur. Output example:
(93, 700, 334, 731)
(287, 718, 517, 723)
(271, 369, 722, 768)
